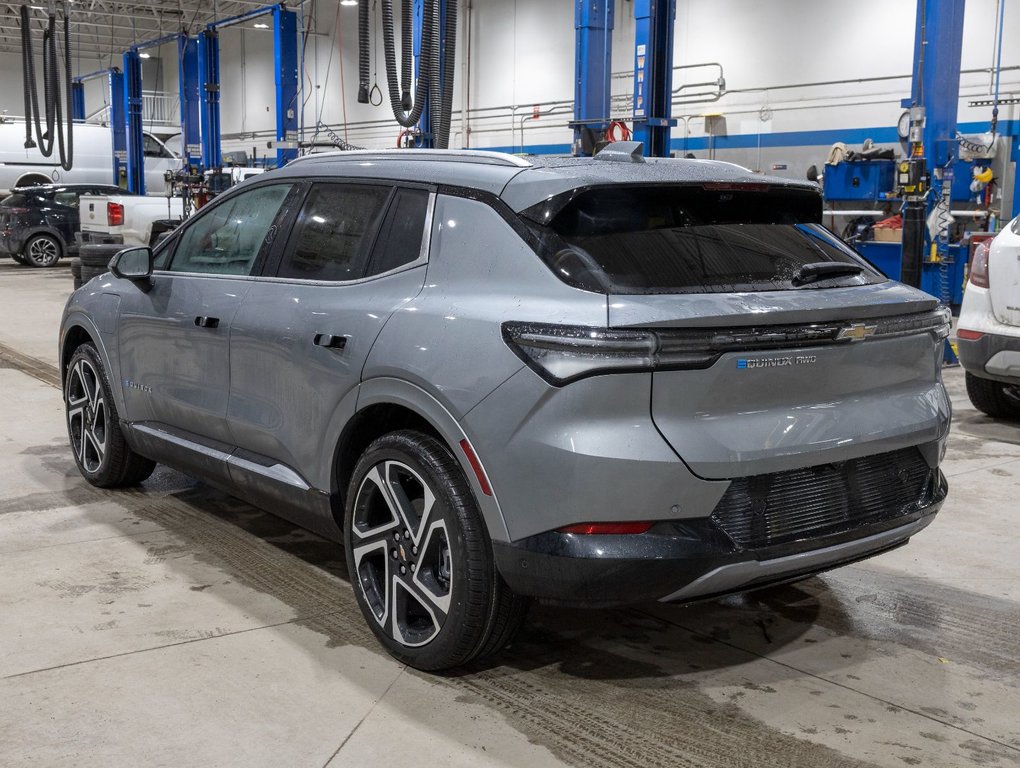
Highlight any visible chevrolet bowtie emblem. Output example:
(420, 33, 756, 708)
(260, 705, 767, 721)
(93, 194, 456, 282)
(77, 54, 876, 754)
(837, 323, 878, 342)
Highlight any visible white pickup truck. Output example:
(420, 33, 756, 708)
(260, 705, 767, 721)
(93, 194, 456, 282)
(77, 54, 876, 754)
(75, 193, 184, 287)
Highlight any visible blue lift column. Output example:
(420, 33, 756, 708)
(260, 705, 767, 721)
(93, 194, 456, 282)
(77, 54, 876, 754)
(179, 36, 203, 170)
(273, 7, 299, 166)
(71, 82, 85, 121)
(198, 30, 222, 170)
(571, 0, 614, 156)
(632, 0, 677, 157)
(123, 49, 145, 194)
(110, 72, 127, 187)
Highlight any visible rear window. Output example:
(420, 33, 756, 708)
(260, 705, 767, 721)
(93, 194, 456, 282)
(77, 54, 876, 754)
(523, 184, 884, 294)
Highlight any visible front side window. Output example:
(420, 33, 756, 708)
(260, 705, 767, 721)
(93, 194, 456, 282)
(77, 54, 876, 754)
(276, 183, 390, 281)
(168, 184, 293, 276)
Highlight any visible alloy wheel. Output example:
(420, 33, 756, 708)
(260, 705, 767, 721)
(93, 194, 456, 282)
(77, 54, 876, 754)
(351, 460, 453, 647)
(27, 236, 59, 267)
(66, 358, 108, 474)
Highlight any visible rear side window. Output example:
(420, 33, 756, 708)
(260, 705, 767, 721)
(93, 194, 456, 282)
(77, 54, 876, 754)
(277, 183, 390, 281)
(1, 194, 28, 207)
(524, 185, 884, 294)
(366, 188, 430, 277)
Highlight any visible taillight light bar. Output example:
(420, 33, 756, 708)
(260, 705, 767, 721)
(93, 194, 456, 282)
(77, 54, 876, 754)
(968, 241, 991, 288)
(502, 308, 951, 386)
(558, 522, 654, 535)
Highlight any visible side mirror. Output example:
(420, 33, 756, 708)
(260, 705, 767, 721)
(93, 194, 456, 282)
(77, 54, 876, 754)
(110, 246, 153, 282)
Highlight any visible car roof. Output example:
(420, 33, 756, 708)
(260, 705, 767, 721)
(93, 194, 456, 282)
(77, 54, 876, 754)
(276, 146, 817, 213)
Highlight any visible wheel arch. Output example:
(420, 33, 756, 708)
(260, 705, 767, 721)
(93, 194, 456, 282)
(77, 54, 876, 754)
(330, 377, 511, 543)
(15, 172, 52, 188)
(23, 227, 67, 254)
(59, 316, 125, 415)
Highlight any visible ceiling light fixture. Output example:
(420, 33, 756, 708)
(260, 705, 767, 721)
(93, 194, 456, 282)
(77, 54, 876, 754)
(253, 22, 269, 28)
(340, 0, 358, 6)
(138, 52, 151, 58)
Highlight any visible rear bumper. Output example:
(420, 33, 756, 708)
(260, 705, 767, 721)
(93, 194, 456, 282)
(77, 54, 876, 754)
(493, 471, 946, 607)
(958, 331, 1020, 386)
(0, 233, 24, 255)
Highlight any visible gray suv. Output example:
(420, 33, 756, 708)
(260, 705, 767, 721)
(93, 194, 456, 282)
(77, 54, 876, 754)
(60, 147, 951, 670)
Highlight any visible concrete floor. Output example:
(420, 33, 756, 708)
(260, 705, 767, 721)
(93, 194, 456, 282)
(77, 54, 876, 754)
(0, 259, 1018, 768)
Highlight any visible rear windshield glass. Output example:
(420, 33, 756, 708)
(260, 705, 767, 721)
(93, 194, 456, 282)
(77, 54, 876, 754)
(523, 185, 884, 294)
(1, 194, 31, 207)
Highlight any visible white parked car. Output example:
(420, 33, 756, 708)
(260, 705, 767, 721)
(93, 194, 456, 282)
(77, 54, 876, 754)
(0, 119, 178, 196)
(957, 218, 1020, 419)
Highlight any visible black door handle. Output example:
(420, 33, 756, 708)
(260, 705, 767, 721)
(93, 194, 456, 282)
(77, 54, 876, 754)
(195, 316, 220, 328)
(313, 333, 347, 350)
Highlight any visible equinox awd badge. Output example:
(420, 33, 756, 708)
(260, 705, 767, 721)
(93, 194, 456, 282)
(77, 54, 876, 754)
(737, 355, 818, 369)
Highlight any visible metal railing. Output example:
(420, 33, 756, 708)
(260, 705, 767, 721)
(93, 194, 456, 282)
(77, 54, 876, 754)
(86, 90, 179, 126)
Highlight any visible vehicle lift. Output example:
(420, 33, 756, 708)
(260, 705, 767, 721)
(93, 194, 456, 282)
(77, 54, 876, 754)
(572, 0, 677, 157)
(71, 69, 127, 187)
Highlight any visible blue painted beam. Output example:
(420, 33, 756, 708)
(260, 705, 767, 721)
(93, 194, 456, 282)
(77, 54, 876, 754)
(179, 36, 203, 170)
(109, 71, 126, 187)
(572, 0, 614, 156)
(632, 0, 677, 157)
(123, 49, 145, 195)
(198, 30, 222, 169)
(274, 7, 299, 166)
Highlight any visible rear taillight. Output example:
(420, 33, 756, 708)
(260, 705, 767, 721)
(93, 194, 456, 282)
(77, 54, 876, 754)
(969, 241, 990, 288)
(6, 207, 29, 215)
(107, 202, 124, 227)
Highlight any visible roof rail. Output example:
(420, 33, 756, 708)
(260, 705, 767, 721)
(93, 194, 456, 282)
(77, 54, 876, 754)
(289, 149, 534, 169)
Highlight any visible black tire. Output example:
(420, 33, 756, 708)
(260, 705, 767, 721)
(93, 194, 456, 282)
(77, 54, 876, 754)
(70, 258, 83, 290)
(966, 372, 1020, 420)
(79, 242, 124, 269)
(12, 252, 28, 265)
(79, 265, 106, 285)
(65, 343, 156, 488)
(345, 430, 529, 671)
(23, 233, 62, 267)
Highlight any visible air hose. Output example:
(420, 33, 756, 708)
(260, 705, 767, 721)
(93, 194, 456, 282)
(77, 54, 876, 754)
(20, 4, 73, 171)
(380, 0, 436, 128)
(357, 0, 370, 103)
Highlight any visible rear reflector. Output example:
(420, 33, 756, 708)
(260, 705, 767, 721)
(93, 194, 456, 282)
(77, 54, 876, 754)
(459, 439, 492, 496)
(956, 328, 983, 340)
(558, 522, 654, 535)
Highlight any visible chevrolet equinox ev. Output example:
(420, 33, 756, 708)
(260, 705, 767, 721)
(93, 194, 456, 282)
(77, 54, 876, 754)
(60, 147, 952, 670)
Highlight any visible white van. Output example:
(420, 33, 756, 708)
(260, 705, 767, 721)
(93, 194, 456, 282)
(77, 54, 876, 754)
(0, 119, 179, 196)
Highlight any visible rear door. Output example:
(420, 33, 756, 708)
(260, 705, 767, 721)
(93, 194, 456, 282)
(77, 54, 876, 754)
(116, 182, 300, 447)
(227, 182, 433, 491)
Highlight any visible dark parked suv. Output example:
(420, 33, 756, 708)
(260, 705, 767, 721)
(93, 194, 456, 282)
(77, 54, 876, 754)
(1, 183, 124, 267)
(59, 147, 951, 670)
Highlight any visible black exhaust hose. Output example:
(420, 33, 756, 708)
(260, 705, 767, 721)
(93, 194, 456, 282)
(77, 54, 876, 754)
(20, 5, 34, 148)
(381, 0, 434, 128)
(400, 0, 412, 112)
(357, 0, 369, 103)
(434, 0, 457, 149)
(56, 10, 72, 171)
(427, 0, 440, 145)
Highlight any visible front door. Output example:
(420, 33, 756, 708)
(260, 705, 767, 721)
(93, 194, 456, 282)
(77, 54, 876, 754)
(116, 182, 300, 445)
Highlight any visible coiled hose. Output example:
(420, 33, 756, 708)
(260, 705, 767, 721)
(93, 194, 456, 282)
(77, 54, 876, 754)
(400, 0, 413, 111)
(20, 4, 73, 171)
(381, 0, 436, 128)
(357, 0, 370, 103)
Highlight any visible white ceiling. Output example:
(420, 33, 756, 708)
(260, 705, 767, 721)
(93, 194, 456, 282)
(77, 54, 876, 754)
(0, 0, 293, 62)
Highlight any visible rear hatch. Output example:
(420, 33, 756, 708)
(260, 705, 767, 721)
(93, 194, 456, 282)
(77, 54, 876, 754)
(522, 182, 950, 479)
(987, 218, 1020, 326)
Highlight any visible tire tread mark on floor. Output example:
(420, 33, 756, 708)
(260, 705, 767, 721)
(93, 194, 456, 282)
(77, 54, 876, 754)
(0, 341, 61, 389)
